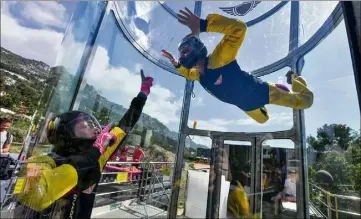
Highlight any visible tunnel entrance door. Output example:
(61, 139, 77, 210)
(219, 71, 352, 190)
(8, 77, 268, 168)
(202, 136, 264, 219)
(223, 139, 263, 218)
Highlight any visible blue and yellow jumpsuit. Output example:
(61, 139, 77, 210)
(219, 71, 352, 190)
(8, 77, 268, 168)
(13, 93, 147, 219)
(176, 14, 314, 123)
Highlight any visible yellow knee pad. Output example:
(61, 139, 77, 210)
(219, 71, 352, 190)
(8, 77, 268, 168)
(245, 107, 269, 124)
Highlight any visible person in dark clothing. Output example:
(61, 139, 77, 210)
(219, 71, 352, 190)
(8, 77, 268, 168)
(12, 70, 153, 219)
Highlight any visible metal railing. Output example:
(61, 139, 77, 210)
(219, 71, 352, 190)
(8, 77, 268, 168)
(1, 159, 174, 219)
(94, 161, 175, 218)
(309, 183, 361, 218)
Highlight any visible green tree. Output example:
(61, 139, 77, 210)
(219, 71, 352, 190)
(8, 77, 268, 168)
(307, 124, 358, 160)
(308, 124, 360, 196)
(316, 151, 353, 193)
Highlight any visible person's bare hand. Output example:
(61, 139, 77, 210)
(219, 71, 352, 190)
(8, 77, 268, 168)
(177, 7, 200, 36)
(161, 49, 178, 66)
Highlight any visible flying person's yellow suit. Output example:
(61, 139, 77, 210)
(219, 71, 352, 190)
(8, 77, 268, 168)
(173, 13, 313, 124)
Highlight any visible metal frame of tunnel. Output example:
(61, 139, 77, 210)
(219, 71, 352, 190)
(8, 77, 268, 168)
(167, 2, 344, 219)
(81, 1, 345, 219)
(23, 1, 359, 219)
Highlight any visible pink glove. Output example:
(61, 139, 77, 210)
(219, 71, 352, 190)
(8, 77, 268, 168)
(140, 69, 153, 96)
(93, 124, 117, 154)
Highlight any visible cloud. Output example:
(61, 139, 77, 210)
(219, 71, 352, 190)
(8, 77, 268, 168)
(193, 96, 205, 107)
(20, 1, 68, 29)
(190, 136, 212, 148)
(188, 111, 292, 146)
(134, 1, 157, 23)
(119, 1, 157, 52)
(84, 46, 182, 126)
(52, 26, 85, 74)
(190, 110, 293, 132)
(1, 7, 64, 66)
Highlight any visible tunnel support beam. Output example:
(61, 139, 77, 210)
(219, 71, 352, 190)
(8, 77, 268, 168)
(289, 1, 310, 219)
(168, 3, 202, 218)
(206, 136, 224, 219)
(341, 1, 361, 111)
(68, 2, 110, 110)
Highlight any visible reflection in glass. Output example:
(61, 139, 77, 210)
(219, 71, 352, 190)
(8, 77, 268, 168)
(224, 141, 257, 218)
(299, 1, 338, 44)
(114, 1, 190, 64)
(303, 20, 361, 218)
(46, 2, 107, 115)
(261, 139, 299, 217)
(70, 11, 187, 217)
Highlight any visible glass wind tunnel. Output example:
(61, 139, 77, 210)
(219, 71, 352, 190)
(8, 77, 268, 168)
(10, 1, 361, 219)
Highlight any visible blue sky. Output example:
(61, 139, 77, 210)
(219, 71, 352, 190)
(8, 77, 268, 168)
(1, 1, 359, 148)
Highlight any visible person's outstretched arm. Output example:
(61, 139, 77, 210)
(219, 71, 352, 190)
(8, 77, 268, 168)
(161, 49, 200, 81)
(97, 70, 153, 169)
(175, 8, 247, 71)
(16, 70, 153, 212)
(200, 13, 247, 68)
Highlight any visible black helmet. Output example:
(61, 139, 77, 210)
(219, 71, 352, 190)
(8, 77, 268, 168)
(47, 111, 101, 156)
(178, 36, 207, 68)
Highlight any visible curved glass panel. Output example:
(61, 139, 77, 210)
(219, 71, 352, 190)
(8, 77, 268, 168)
(201, 2, 290, 72)
(202, 1, 281, 22)
(224, 140, 255, 218)
(46, 2, 107, 115)
(188, 66, 293, 133)
(299, 1, 338, 44)
(160, 1, 195, 15)
(71, 12, 189, 216)
(74, 12, 184, 134)
(114, 1, 189, 64)
(302, 20, 360, 217)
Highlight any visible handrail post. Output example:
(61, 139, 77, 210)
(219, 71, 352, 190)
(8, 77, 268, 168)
(334, 196, 338, 219)
(327, 192, 332, 219)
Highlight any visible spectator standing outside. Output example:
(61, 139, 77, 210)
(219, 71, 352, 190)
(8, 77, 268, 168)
(133, 145, 145, 163)
(0, 117, 13, 154)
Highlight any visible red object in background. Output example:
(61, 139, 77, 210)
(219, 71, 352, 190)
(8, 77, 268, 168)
(109, 145, 130, 161)
(119, 145, 129, 162)
(110, 152, 118, 160)
(132, 146, 144, 162)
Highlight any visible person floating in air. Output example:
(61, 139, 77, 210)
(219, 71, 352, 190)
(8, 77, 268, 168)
(162, 8, 313, 124)
(13, 70, 153, 219)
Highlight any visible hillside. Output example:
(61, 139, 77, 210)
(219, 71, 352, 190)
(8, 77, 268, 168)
(1, 47, 50, 79)
(0, 47, 208, 150)
(0, 47, 51, 115)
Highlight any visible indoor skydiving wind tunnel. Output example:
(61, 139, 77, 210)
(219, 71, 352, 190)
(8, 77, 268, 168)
(1, 1, 360, 219)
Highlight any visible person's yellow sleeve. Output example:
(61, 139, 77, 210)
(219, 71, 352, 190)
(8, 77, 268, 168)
(16, 155, 78, 211)
(205, 14, 247, 69)
(175, 65, 200, 81)
(98, 127, 126, 170)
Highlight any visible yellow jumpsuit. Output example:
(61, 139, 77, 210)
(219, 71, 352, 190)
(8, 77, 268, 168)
(14, 127, 126, 212)
(175, 14, 313, 124)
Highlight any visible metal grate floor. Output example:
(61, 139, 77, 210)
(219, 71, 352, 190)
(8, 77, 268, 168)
(91, 199, 167, 218)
